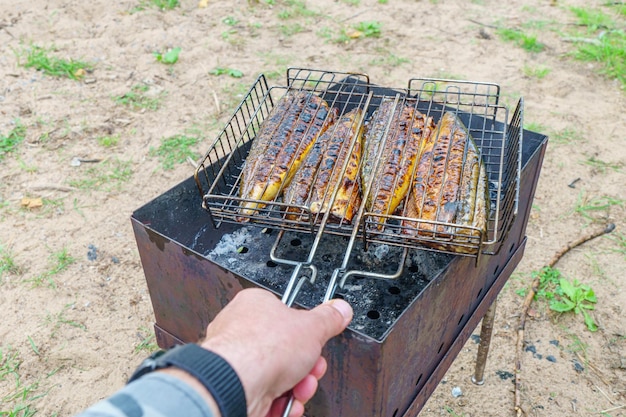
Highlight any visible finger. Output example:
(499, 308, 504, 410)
(306, 299, 353, 342)
(310, 356, 327, 380)
(288, 399, 305, 417)
(292, 374, 318, 403)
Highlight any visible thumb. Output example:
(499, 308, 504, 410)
(307, 299, 353, 342)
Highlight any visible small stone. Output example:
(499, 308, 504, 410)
(84, 78, 97, 84)
(546, 355, 557, 363)
(451, 387, 463, 398)
(87, 244, 98, 261)
(572, 360, 584, 373)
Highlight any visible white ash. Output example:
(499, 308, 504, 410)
(209, 227, 253, 257)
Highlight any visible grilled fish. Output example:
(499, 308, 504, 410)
(403, 111, 489, 250)
(238, 91, 334, 218)
(307, 108, 365, 223)
(361, 97, 435, 228)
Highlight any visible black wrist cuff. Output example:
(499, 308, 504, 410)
(128, 344, 247, 417)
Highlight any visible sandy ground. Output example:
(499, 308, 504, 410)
(1, 0, 625, 416)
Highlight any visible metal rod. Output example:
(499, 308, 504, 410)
(471, 298, 498, 385)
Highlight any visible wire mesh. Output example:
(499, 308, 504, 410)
(194, 68, 522, 257)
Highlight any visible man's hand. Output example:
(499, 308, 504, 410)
(200, 288, 353, 417)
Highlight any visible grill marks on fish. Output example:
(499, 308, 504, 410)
(238, 91, 334, 218)
(362, 98, 435, 228)
(307, 108, 364, 223)
(403, 112, 489, 250)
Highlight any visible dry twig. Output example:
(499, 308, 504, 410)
(514, 223, 616, 416)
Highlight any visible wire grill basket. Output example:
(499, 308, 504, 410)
(194, 68, 522, 257)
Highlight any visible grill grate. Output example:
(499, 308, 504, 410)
(194, 68, 522, 259)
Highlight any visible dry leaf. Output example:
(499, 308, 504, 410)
(345, 28, 362, 39)
(21, 197, 43, 209)
(74, 68, 87, 78)
(198, 0, 209, 8)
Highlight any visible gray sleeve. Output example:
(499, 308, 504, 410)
(74, 373, 216, 417)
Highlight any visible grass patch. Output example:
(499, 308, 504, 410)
(0, 345, 45, 417)
(135, 327, 159, 353)
(277, 0, 319, 19)
(567, 6, 626, 88)
(582, 155, 623, 173)
(44, 304, 87, 338)
(497, 27, 545, 52)
(19, 45, 92, 80)
(0, 245, 20, 281)
(24, 247, 75, 289)
(132, 0, 179, 12)
(114, 84, 165, 111)
(0, 121, 26, 162)
(96, 134, 120, 148)
(369, 49, 410, 67)
(523, 65, 551, 79)
(572, 193, 624, 223)
(68, 159, 133, 191)
(150, 133, 201, 170)
(550, 127, 583, 145)
(209, 67, 244, 78)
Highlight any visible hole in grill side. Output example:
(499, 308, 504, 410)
(415, 374, 423, 386)
(266, 260, 277, 268)
(437, 342, 444, 354)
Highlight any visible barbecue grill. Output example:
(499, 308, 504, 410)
(131, 68, 547, 417)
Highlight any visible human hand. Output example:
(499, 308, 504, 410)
(200, 288, 353, 417)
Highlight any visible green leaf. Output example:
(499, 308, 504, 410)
(559, 278, 577, 300)
(209, 67, 244, 78)
(582, 310, 598, 332)
(550, 299, 575, 312)
(154, 47, 181, 64)
(583, 288, 597, 303)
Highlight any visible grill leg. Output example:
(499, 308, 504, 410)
(471, 299, 498, 385)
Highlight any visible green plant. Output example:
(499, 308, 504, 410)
(153, 47, 181, 65)
(133, 0, 179, 11)
(68, 159, 133, 191)
(134, 327, 159, 353)
(567, 7, 626, 88)
(551, 127, 582, 145)
(582, 156, 623, 173)
(608, 231, 626, 259)
(209, 67, 244, 78)
(25, 247, 75, 288)
(497, 28, 545, 52)
(523, 65, 551, 79)
(279, 23, 304, 36)
(96, 134, 120, 148)
(150, 134, 201, 170)
(44, 304, 87, 336)
(572, 193, 623, 222)
(0, 244, 20, 280)
(550, 278, 598, 331)
(1, 345, 44, 417)
(222, 16, 239, 26)
(354, 21, 382, 38)
(19, 45, 92, 80)
(532, 266, 563, 301)
(276, 0, 318, 19)
(531, 267, 598, 331)
(0, 121, 26, 161)
(369, 50, 410, 67)
(114, 84, 165, 111)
